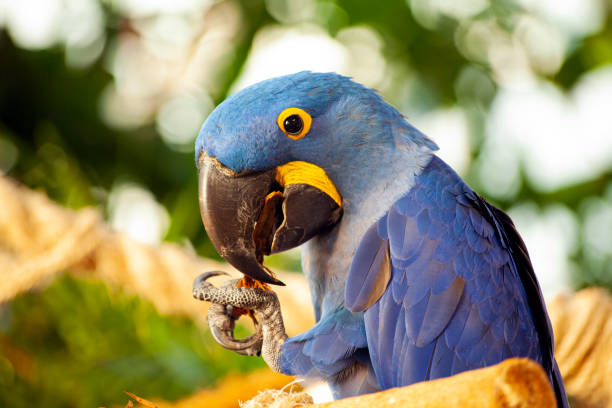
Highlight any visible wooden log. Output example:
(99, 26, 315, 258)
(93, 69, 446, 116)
(314, 358, 555, 408)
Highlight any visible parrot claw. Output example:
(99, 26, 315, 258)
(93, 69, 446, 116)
(193, 272, 262, 355)
(208, 303, 263, 356)
(192, 270, 229, 291)
(193, 272, 287, 366)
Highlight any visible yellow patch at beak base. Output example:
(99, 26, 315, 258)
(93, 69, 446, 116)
(275, 161, 342, 207)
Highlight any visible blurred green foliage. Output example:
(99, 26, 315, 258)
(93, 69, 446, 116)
(1, 0, 612, 406)
(0, 276, 263, 407)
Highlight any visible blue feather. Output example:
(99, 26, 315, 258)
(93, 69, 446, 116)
(280, 308, 368, 380)
(428, 338, 455, 379)
(345, 222, 390, 313)
(416, 277, 465, 346)
(432, 263, 458, 294)
(348, 156, 566, 407)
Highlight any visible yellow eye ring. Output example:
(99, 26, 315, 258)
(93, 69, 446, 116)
(277, 107, 312, 140)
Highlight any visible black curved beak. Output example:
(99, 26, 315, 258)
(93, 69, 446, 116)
(198, 155, 342, 286)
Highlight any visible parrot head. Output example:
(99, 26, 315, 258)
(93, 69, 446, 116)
(195, 71, 435, 285)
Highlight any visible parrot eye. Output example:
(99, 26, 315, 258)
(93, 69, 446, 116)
(277, 107, 312, 140)
(284, 115, 303, 134)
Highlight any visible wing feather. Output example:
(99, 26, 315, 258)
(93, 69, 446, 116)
(345, 223, 391, 313)
(345, 156, 568, 407)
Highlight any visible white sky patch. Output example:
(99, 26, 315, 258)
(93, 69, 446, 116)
(100, 34, 168, 129)
(230, 25, 350, 93)
(156, 90, 214, 152)
(485, 67, 612, 192)
(3, 0, 63, 49)
(571, 66, 612, 175)
(517, 0, 605, 39)
(63, 0, 106, 68)
(514, 15, 566, 76)
(475, 133, 521, 200)
(336, 25, 387, 89)
(487, 80, 574, 191)
(99, 1, 242, 131)
(455, 19, 537, 87)
(412, 108, 471, 175)
(139, 14, 195, 60)
(456, 10, 578, 85)
(2, 0, 105, 59)
(508, 203, 577, 297)
(100, 83, 157, 129)
(108, 183, 170, 245)
(62, 0, 104, 49)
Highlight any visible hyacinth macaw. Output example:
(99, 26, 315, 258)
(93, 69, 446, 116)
(192, 71, 568, 406)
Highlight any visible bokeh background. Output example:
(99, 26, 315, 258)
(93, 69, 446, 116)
(1, 0, 611, 406)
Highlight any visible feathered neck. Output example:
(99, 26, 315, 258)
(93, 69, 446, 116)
(301, 123, 437, 321)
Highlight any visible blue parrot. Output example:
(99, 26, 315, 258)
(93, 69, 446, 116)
(192, 71, 568, 406)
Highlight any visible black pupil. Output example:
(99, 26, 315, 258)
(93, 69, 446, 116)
(283, 114, 303, 134)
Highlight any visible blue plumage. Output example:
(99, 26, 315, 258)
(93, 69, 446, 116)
(345, 156, 566, 405)
(279, 308, 372, 395)
(195, 72, 568, 406)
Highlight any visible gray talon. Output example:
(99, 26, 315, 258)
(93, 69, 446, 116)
(208, 303, 263, 356)
(193, 270, 229, 289)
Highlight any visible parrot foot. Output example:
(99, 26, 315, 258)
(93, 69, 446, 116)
(193, 271, 288, 372)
